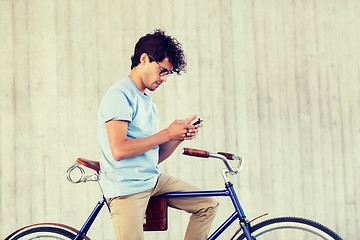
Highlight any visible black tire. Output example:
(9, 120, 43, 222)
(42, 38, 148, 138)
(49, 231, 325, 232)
(5, 225, 79, 240)
(237, 217, 343, 240)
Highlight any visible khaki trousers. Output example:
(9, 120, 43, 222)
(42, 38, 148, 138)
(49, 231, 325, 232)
(107, 173, 219, 240)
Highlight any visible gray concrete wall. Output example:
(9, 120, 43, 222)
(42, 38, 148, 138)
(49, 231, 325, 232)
(1, 0, 359, 239)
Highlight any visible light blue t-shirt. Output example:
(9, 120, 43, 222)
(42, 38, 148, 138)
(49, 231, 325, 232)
(97, 77, 160, 198)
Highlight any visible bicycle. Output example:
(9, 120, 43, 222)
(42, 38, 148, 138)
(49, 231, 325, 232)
(5, 148, 343, 240)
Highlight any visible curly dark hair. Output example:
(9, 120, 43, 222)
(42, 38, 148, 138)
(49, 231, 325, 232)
(131, 29, 187, 75)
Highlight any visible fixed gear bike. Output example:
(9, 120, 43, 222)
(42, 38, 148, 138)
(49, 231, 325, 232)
(5, 148, 343, 240)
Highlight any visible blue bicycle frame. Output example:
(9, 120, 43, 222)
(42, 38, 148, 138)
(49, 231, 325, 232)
(73, 195, 109, 240)
(160, 181, 254, 240)
(72, 181, 254, 240)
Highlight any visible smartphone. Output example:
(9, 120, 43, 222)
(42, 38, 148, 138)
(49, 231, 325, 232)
(191, 118, 203, 125)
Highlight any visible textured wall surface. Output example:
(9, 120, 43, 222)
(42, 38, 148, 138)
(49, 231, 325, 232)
(1, 0, 359, 239)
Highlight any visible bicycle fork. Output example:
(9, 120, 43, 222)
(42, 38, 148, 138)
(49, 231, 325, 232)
(227, 182, 255, 240)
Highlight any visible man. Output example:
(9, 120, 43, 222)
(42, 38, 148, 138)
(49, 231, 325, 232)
(97, 29, 218, 240)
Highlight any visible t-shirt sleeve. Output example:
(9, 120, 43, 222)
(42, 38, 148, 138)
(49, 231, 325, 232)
(99, 89, 134, 123)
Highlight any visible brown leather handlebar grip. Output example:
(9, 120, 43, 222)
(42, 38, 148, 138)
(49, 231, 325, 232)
(182, 148, 210, 158)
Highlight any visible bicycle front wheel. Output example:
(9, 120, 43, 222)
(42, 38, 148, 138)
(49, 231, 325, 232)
(237, 217, 343, 240)
(4, 223, 87, 240)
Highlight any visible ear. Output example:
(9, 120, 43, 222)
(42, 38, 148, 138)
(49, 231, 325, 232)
(140, 53, 150, 65)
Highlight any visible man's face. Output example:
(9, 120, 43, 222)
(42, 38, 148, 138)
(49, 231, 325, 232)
(143, 57, 173, 92)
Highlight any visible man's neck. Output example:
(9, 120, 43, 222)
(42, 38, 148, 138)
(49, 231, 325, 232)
(128, 68, 146, 94)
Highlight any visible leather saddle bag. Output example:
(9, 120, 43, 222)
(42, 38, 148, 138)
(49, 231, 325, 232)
(143, 197, 168, 231)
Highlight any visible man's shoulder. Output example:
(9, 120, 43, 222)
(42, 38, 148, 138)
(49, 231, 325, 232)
(106, 78, 137, 100)
(109, 77, 133, 92)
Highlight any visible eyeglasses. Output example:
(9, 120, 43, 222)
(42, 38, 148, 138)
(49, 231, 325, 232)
(148, 54, 174, 77)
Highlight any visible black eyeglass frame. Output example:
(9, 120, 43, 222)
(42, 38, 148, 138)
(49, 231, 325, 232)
(148, 54, 174, 77)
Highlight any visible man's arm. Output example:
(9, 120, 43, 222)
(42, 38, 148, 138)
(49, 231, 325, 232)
(106, 119, 196, 161)
(158, 140, 183, 164)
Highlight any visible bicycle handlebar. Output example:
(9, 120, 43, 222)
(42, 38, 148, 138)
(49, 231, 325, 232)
(182, 148, 243, 174)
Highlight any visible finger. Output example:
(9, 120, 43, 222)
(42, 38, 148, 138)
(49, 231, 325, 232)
(184, 135, 196, 141)
(187, 129, 198, 135)
(186, 131, 196, 137)
(187, 128, 198, 133)
(185, 114, 198, 125)
(184, 124, 196, 130)
(176, 119, 186, 125)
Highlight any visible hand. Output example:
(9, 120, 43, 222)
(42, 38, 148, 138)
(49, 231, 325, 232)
(184, 114, 203, 140)
(166, 119, 196, 141)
